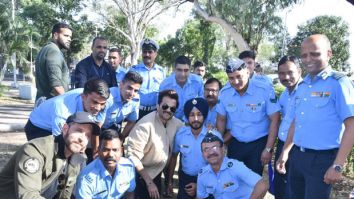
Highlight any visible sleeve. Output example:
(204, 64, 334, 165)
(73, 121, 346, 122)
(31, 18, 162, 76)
(336, 78, 354, 121)
(172, 132, 181, 154)
(51, 103, 66, 136)
(215, 96, 226, 116)
(74, 62, 87, 88)
(45, 48, 65, 88)
(233, 160, 261, 188)
(265, 86, 281, 116)
(14, 143, 46, 199)
(126, 123, 150, 170)
(127, 166, 136, 192)
(126, 102, 139, 122)
(75, 173, 95, 199)
(197, 173, 209, 199)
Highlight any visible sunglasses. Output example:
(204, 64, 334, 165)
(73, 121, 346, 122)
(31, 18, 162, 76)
(161, 104, 176, 113)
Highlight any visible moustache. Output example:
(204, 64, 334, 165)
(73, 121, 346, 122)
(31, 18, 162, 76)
(206, 95, 214, 98)
(105, 156, 115, 162)
(207, 153, 218, 159)
(143, 56, 151, 59)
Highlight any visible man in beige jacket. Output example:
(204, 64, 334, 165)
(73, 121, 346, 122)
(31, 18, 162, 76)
(126, 89, 184, 199)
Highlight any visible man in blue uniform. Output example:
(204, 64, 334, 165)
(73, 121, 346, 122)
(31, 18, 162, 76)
(197, 133, 268, 199)
(276, 34, 354, 199)
(75, 37, 117, 88)
(160, 55, 204, 120)
(166, 98, 222, 198)
(239, 51, 272, 86)
(274, 55, 302, 199)
(203, 78, 222, 130)
(25, 78, 110, 140)
(193, 61, 207, 81)
(129, 38, 166, 119)
(108, 47, 126, 85)
(216, 58, 280, 176)
(102, 71, 142, 139)
(76, 129, 135, 199)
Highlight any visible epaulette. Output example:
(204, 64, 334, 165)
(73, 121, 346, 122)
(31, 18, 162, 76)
(330, 71, 346, 80)
(252, 79, 270, 90)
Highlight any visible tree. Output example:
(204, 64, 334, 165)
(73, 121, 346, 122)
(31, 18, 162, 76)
(94, 0, 188, 65)
(190, 0, 301, 51)
(287, 15, 350, 72)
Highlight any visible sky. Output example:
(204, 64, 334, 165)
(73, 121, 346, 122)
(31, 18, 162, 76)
(153, 0, 354, 69)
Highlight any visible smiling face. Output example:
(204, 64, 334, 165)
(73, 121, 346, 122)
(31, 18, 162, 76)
(62, 123, 93, 154)
(82, 92, 107, 116)
(119, 80, 141, 103)
(204, 81, 219, 106)
(188, 107, 204, 130)
(201, 141, 224, 166)
(142, 49, 157, 67)
(227, 68, 250, 92)
(157, 96, 177, 123)
(278, 61, 301, 89)
(99, 138, 122, 172)
(108, 51, 121, 69)
(175, 63, 190, 86)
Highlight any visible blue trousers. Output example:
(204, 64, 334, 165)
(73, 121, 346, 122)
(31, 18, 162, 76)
(274, 140, 290, 199)
(227, 136, 267, 176)
(288, 146, 337, 199)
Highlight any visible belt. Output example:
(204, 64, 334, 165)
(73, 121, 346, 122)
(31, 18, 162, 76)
(294, 145, 338, 154)
(139, 105, 157, 112)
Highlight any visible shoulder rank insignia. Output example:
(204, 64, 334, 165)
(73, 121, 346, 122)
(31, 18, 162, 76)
(227, 162, 233, 168)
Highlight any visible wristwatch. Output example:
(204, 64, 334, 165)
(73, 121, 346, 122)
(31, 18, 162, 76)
(264, 147, 273, 153)
(333, 164, 343, 173)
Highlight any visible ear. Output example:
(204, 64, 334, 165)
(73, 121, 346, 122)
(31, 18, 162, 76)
(62, 123, 69, 137)
(53, 32, 59, 40)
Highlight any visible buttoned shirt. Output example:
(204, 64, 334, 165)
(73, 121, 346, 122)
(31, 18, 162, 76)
(216, 79, 280, 142)
(289, 68, 354, 150)
(29, 88, 106, 136)
(277, 79, 302, 142)
(173, 126, 222, 176)
(76, 157, 135, 199)
(205, 105, 217, 129)
(75, 55, 117, 88)
(115, 66, 127, 85)
(129, 62, 166, 106)
(197, 157, 261, 199)
(159, 73, 204, 120)
(103, 87, 139, 129)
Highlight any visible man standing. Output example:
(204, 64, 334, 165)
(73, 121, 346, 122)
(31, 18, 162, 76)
(197, 133, 268, 199)
(193, 61, 206, 80)
(276, 34, 354, 199)
(167, 98, 222, 199)
(76, 129, 135, 199)
(35, 22, 72, 100)
(239, 51, 272, 86)
(25, 78, 110, 140)
(216, 58, 280, 176)
(159, 55, 204, 120)
(126, 90, 184, 199)
(108, 47, 126, 85)
(75, 37, 117, 88)
(0, 112, 100, 199)
(130, 38, 166, 119)
(203, 78, 222, 130)
(274, 55, 302, 199)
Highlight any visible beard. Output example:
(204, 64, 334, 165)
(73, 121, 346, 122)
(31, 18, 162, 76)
(190, 121, 203, 130)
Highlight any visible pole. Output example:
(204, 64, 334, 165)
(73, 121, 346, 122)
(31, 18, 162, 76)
(11, 0, 18, 88)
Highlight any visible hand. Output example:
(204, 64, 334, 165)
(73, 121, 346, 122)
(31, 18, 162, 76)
(184, 183, 196, 197)
(147, 181, 160, 199)
(276, 151, 289, 174)
(261, 150, 272, 166)
(324, 166, 342, 184)
(163, 183, 173, 198)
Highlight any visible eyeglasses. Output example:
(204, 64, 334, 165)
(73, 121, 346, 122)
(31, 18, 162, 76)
(204, 88, 219, 94)
(161, 104, 176, 113)
(202, 145, 221, 153)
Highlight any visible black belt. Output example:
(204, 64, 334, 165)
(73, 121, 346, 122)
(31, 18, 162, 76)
(139, 105, 157, 112)
(294, 145, 338, 154)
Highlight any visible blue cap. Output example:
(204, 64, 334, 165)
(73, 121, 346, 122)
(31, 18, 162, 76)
(140, 38, 159, 51)
(202, 131, 224, 144)
(225, 58, 247, 73)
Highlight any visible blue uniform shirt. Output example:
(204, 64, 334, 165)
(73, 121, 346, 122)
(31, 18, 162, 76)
(289, 68, 354, 150)
(252, 73, 273, 86)
(216, 79, 280, 142)
(115, 66, 127, 85)
(173, 126, 222, 176)
(277, 79, 301, 142)
(29, 88, 106, 136)
(205, 106, 217, 129)
(76, 157, 135, 199)
(159, 73, 204, 120)
(129, 62, 165, 106)
(197, 157, 261, 199)
(103, 87, 140, 129)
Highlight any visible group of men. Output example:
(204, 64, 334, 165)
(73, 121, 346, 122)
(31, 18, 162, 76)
(0, 21, 353, 199)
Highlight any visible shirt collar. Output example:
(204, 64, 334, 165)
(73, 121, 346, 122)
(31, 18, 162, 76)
(303, 67, 333, 84)
(172, 73, 192, 88)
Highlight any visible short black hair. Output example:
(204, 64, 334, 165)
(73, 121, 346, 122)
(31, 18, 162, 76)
(204, 78, 222, 90)
(109, 47, 122, 56)
(122, 71, 143, 85)
(52, 22, 72, 35)
(239, 50, 256, 60)
(158, 89, 179, 109)
(174, 55, 191, 68)
(193, 61, 205, 69)
(99, 129, 122, 148)
(278, 55, 300, 70)
(92, 36, 107, 47)
(83, 78, 110, 99)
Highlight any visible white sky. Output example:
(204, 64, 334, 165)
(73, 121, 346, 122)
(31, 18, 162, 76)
(153, 0, 354, 69)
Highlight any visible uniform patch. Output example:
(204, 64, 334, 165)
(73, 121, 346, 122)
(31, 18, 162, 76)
(227, 162, 233, 168)
(223, 182, 235, 188)
(23, 158, 40, 173)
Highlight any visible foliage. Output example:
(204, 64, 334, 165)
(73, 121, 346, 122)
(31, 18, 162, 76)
(287, 15, 350, 72)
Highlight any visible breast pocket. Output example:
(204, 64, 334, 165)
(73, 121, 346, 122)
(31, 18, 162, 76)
(180, 146, 191, 157)
(243, 102, 264, 122)
(310, 97, 330, 108)
(223, 181, 239, 193)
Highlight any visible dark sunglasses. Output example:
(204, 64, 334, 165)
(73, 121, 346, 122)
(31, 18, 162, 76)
(161, 104, 176, 113)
